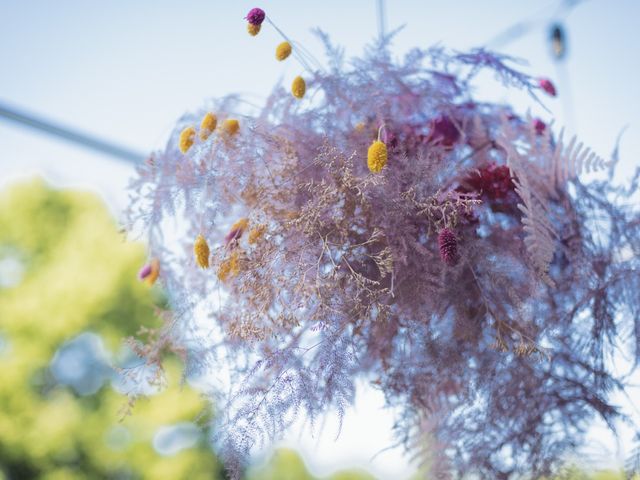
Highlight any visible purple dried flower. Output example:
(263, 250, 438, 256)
(245, 7, 265, 26)
(138, 263, 152, 280)
(138, 258, 160, 285)
(539, 77, 557, 97)
(438, 228, 459, 266)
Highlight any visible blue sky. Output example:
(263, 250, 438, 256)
(1, 1, 639, 477)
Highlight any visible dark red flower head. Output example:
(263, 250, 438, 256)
(438, 228, 459, 266)
(427, 115, 460, 148)
(462, 163, 515, 201)
(533, 118, 547, 135)
(245, 7, 266, 26)
(538, 78, 557, 97)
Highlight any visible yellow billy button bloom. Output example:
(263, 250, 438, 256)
(231, 218, 249, 233)
(146, 258, 160, 286)
(217, 250, 241, 282)
(193, 234, 210, 269)
(248, 225, 266, 245)
(178, 126, 196, 154)
(222, 118, 240, 136)
(275, 41, 292, 61)
(247, 23, 261, 36)
(291, 76, 306, 99)
(367, 140, 388, 173)
(199, 113, 217, 140)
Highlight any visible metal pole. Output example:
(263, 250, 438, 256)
(377, 0, 386, 39)
(0, 101, 145, 164)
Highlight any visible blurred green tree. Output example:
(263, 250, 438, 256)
(246, 448, 376, 480)
(0, 179, 221, 479)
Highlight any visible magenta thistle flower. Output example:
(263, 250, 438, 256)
(538, 78, 557, 97)
(438, 228, 459, 266)
(224, 218, 249, 248)
(245, 7, 265, 26)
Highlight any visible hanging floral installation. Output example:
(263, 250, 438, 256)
(125, 6, 640, 479)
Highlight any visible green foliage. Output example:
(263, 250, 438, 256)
(247, 449, 315, 480)
(541, 465, 627, 480)
(0, 179, 220, 479)
(247, 448, 376, 480)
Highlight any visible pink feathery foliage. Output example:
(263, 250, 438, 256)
(125, 27, 640, 480)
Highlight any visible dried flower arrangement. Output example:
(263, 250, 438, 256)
(125, 6, 640, 479)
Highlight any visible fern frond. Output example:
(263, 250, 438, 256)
(498, 126, 558, 288)
(551, 128, 611, 189)
(511, 156, 557, 288)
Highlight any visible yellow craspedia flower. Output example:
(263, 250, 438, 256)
(275, 41, 292, 61)
(229, 252, 241, 276)
(247, 23, 261, 36)
(222, 118, 240, 136)
(146, 258, 160, 286)
(367, 140, 387, 173)
(217, 260, 231, 282)
(217, 250, 241, 282)
(231, 218, 249, 232)
(178, 126, 196, 154)
(354, 122, 366, 133)
(248, 225, 266, 245)
(291, 76, 306, 99)
(194, 234, 210, 269)
(199, 113, 217, 140)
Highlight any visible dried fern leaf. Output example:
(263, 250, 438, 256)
(507, 149, 557, 287)
(552, 128, 611, 189)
